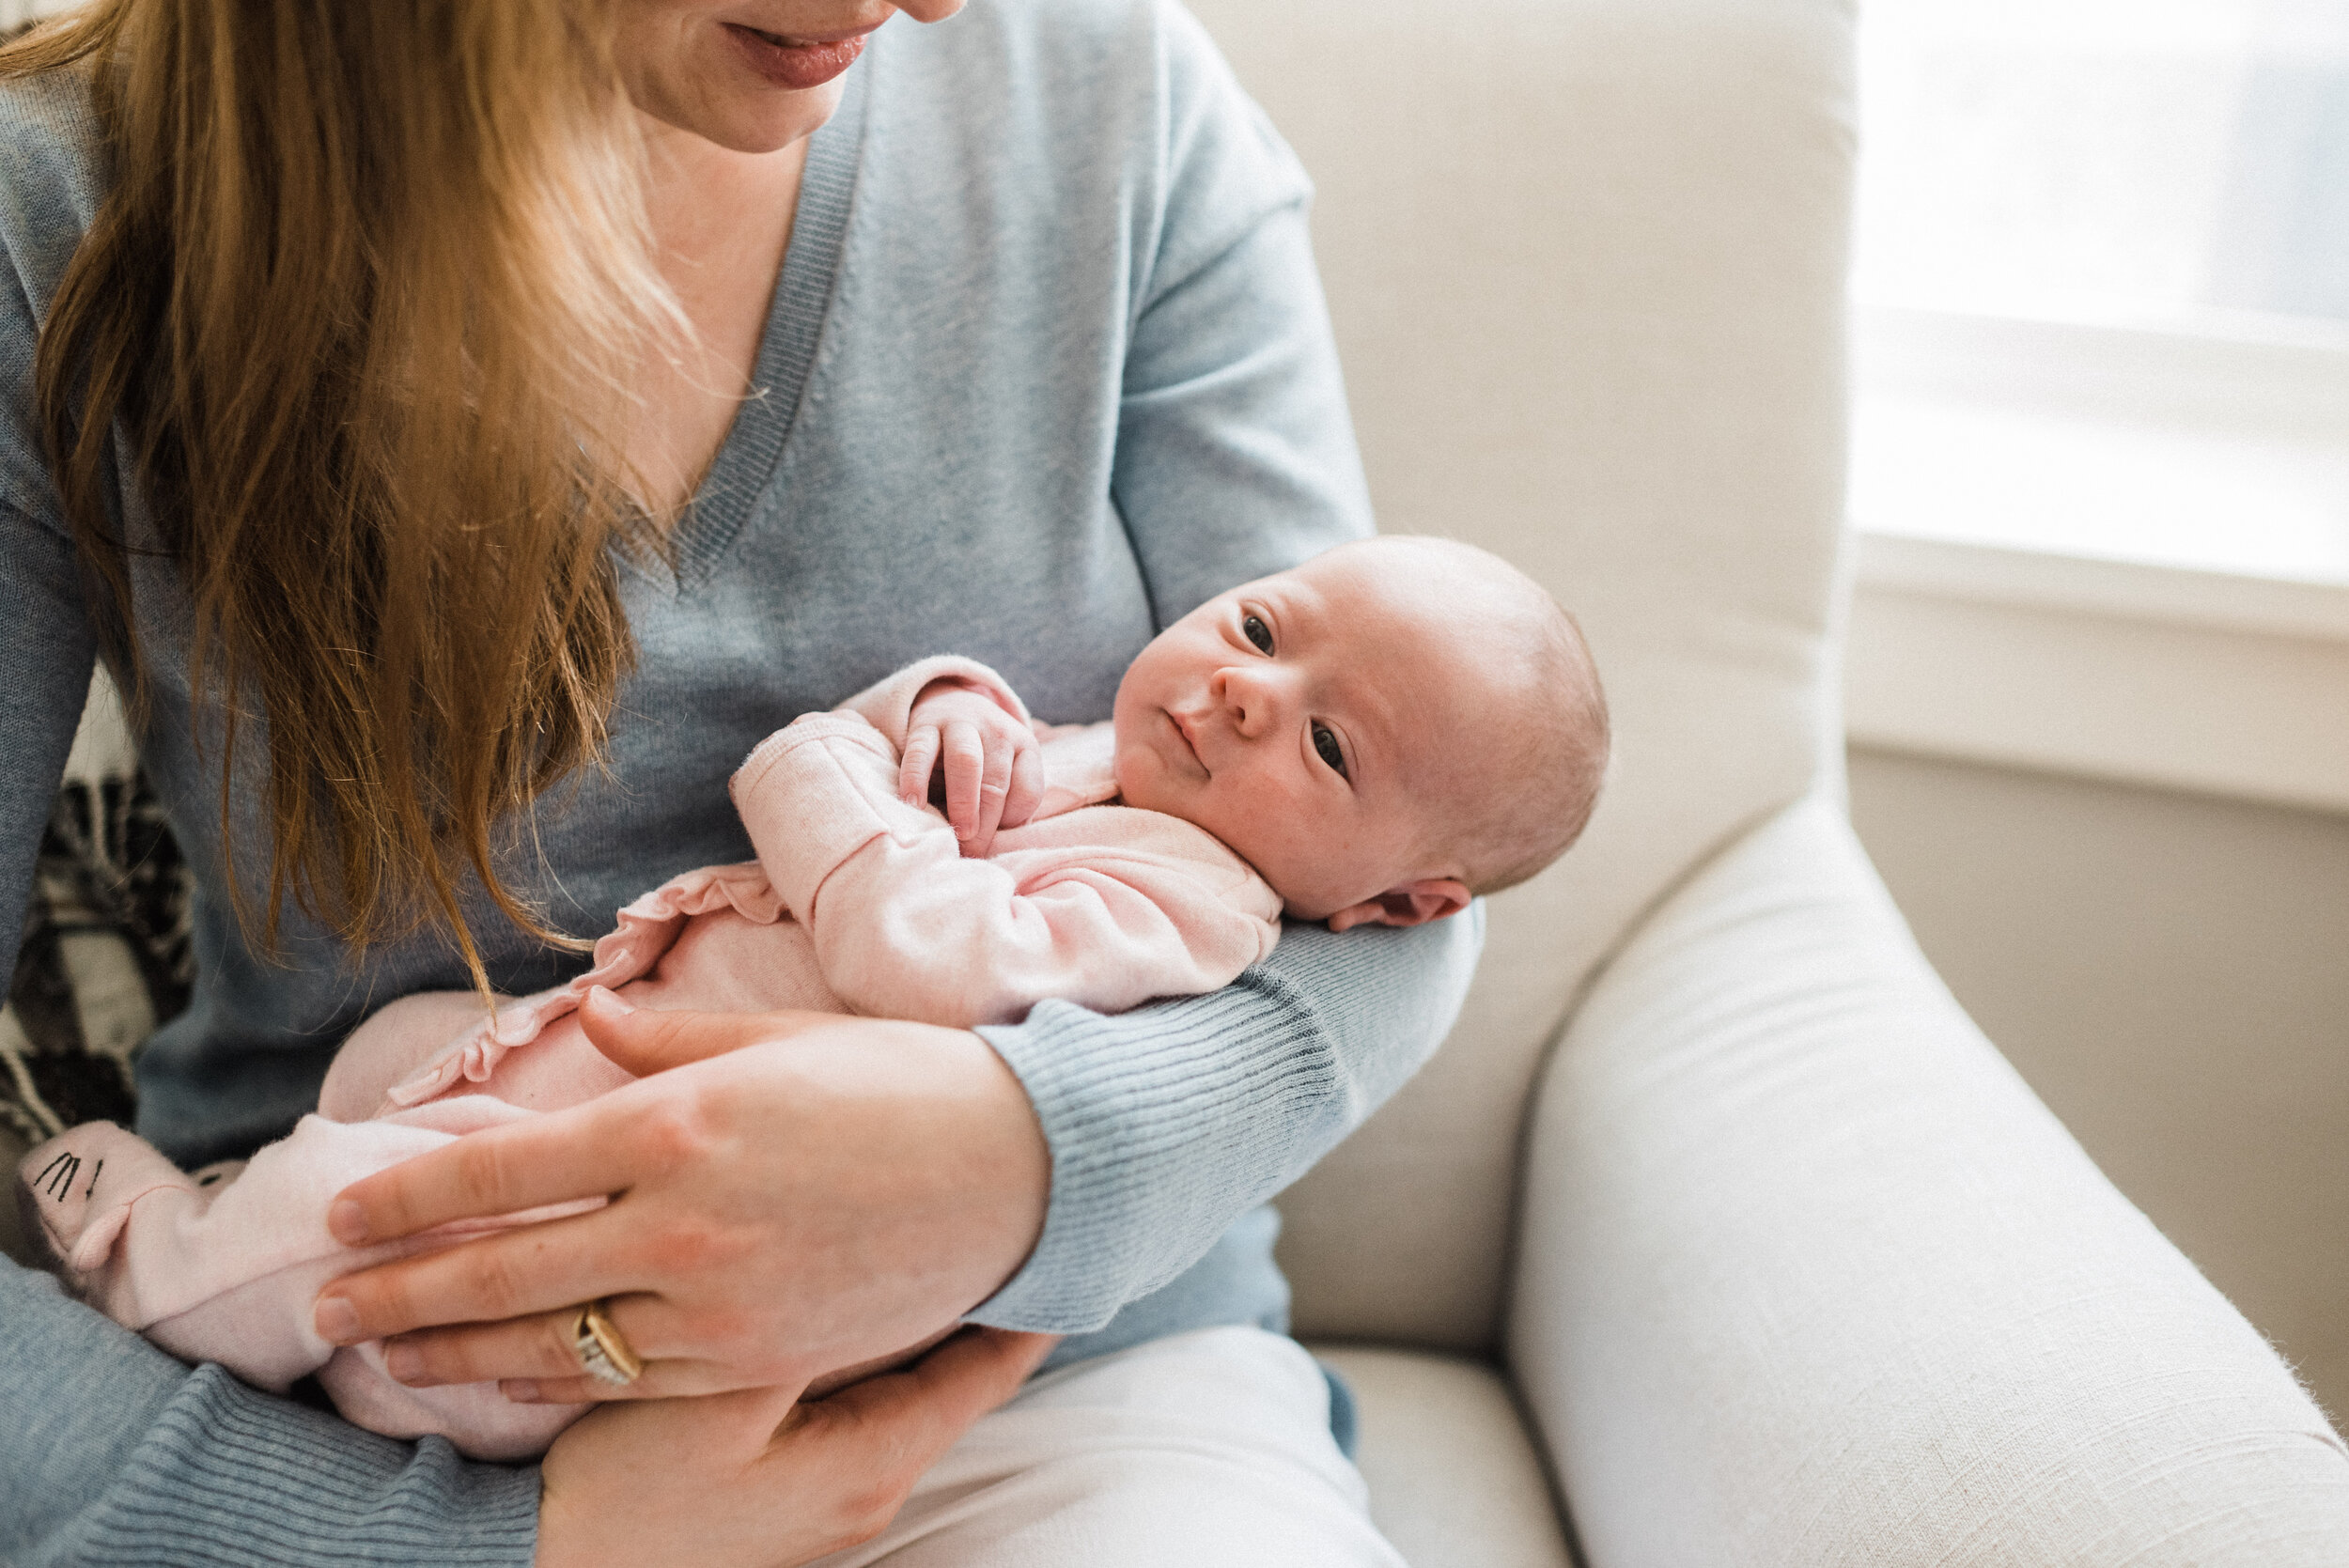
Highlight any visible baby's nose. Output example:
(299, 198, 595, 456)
(1215, 666, 1282, 736)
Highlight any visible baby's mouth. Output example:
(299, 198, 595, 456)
(1166, 709, 1208, 777)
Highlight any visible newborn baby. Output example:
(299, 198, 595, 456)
(18, 536, 1609, 1459)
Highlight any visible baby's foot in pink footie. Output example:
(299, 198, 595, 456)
(15, 1122, 209, 1290)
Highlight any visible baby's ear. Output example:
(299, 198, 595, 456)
(1326, 879, 1472, 933)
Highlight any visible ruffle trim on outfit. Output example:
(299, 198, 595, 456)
(383, 862, 787, 1109)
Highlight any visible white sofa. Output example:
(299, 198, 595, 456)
(1180, 0, 2349, 1561)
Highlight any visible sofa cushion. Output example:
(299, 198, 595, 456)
(1312, 1344, 1576, 1568)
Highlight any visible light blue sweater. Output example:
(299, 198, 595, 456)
(0, 2, 1480, 1560)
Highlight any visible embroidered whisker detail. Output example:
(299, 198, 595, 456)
(39, 1152, 82, 1201)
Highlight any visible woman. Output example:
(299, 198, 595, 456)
(0, 1, 1479, 1562)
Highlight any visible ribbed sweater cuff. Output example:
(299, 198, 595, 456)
(971, 970, 1344, 1333)
(57, 1365, 538, 1568)
(969, 908, 1485, 1336)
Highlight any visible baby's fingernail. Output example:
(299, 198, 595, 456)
(504, 1379, 541, 1404)
(327, 1200, 369, 1245)
(315, 1296, 361, 1344)
(383, 1342, 424, 1384)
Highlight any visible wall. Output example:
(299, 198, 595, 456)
(1848, 745, 2349, 1423)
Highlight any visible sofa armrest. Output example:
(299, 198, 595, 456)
(1511, 794, 2349, 1565)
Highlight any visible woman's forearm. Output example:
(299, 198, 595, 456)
(0, 1264, 538, 1566)
(969, 902, 1485, 1334)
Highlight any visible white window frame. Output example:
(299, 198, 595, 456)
(1846, 303, 2349, 813)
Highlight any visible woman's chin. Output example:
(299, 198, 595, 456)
(630, 72, 846, 156)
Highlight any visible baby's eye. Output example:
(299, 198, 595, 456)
(1312, 722, 1347, 778)
(1242, 613, 1274, 654)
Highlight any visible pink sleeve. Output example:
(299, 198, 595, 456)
(729, 719, 1281, 1026)
(831, 654, 1032, 751)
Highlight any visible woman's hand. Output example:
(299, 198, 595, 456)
(536, 1326, 1057, 1568)
(898, 681, 1043, 857)
(310, 989, 1050, 1403)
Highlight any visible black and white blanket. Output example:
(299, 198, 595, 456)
(4, 758, 191, 1146)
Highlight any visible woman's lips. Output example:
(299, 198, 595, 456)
(723, 23, 874, 90)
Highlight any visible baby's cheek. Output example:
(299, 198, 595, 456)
(1210, 786, 1318, 878)
(1111, 751, 1177, 818)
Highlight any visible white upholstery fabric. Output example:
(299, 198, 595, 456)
(1313, 1346, 1575, 1568)
(1515, 797, 2349, 1562)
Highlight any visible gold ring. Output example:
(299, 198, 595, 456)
(571, 1298, 643, 1387)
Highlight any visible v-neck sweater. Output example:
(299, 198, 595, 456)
(0, 2, 1481, 1560)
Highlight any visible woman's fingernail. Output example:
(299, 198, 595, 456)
(589, 985, 635, 1015)
(327, 1199, 369, 1245)
(504, 1379, 541, 1404)
(384, 1342, 424, 1384)
(315, 1296, 361, 1344)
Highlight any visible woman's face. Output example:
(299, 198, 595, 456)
(615, 1, 964, 153)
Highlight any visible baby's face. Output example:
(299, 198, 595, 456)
(1112, 546, 1480, 926)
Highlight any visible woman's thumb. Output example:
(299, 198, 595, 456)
(575, 987, 805, 1075)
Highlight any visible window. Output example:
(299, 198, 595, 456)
(1852, 1, 2349, 586)
(1846, 5, 2349, 814)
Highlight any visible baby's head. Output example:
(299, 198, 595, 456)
(1112, 536, 1609, 929)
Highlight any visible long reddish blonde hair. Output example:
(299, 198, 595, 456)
(4, 0, 681, 990)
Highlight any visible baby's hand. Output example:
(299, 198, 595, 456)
(900, 682, 1044, 858)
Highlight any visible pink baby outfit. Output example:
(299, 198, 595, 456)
(17, 657, 1282, 1460)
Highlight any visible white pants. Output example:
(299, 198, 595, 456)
(820, 1327, 1406, 1568)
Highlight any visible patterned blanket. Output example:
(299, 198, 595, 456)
(3, 757, 191, 1144)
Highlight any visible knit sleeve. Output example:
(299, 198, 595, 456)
(1106, 0, 1376, 626)
(972, 905, 1484, 1331)
(0, 1269, 538, 1567)
(0, 76, 101, 990)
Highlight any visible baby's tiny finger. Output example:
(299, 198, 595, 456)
(1002, 739, 1045, 830)
(899, 726, 940, 806)
(942, 721, 985, 837)
(965, 740, 1014, 859)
